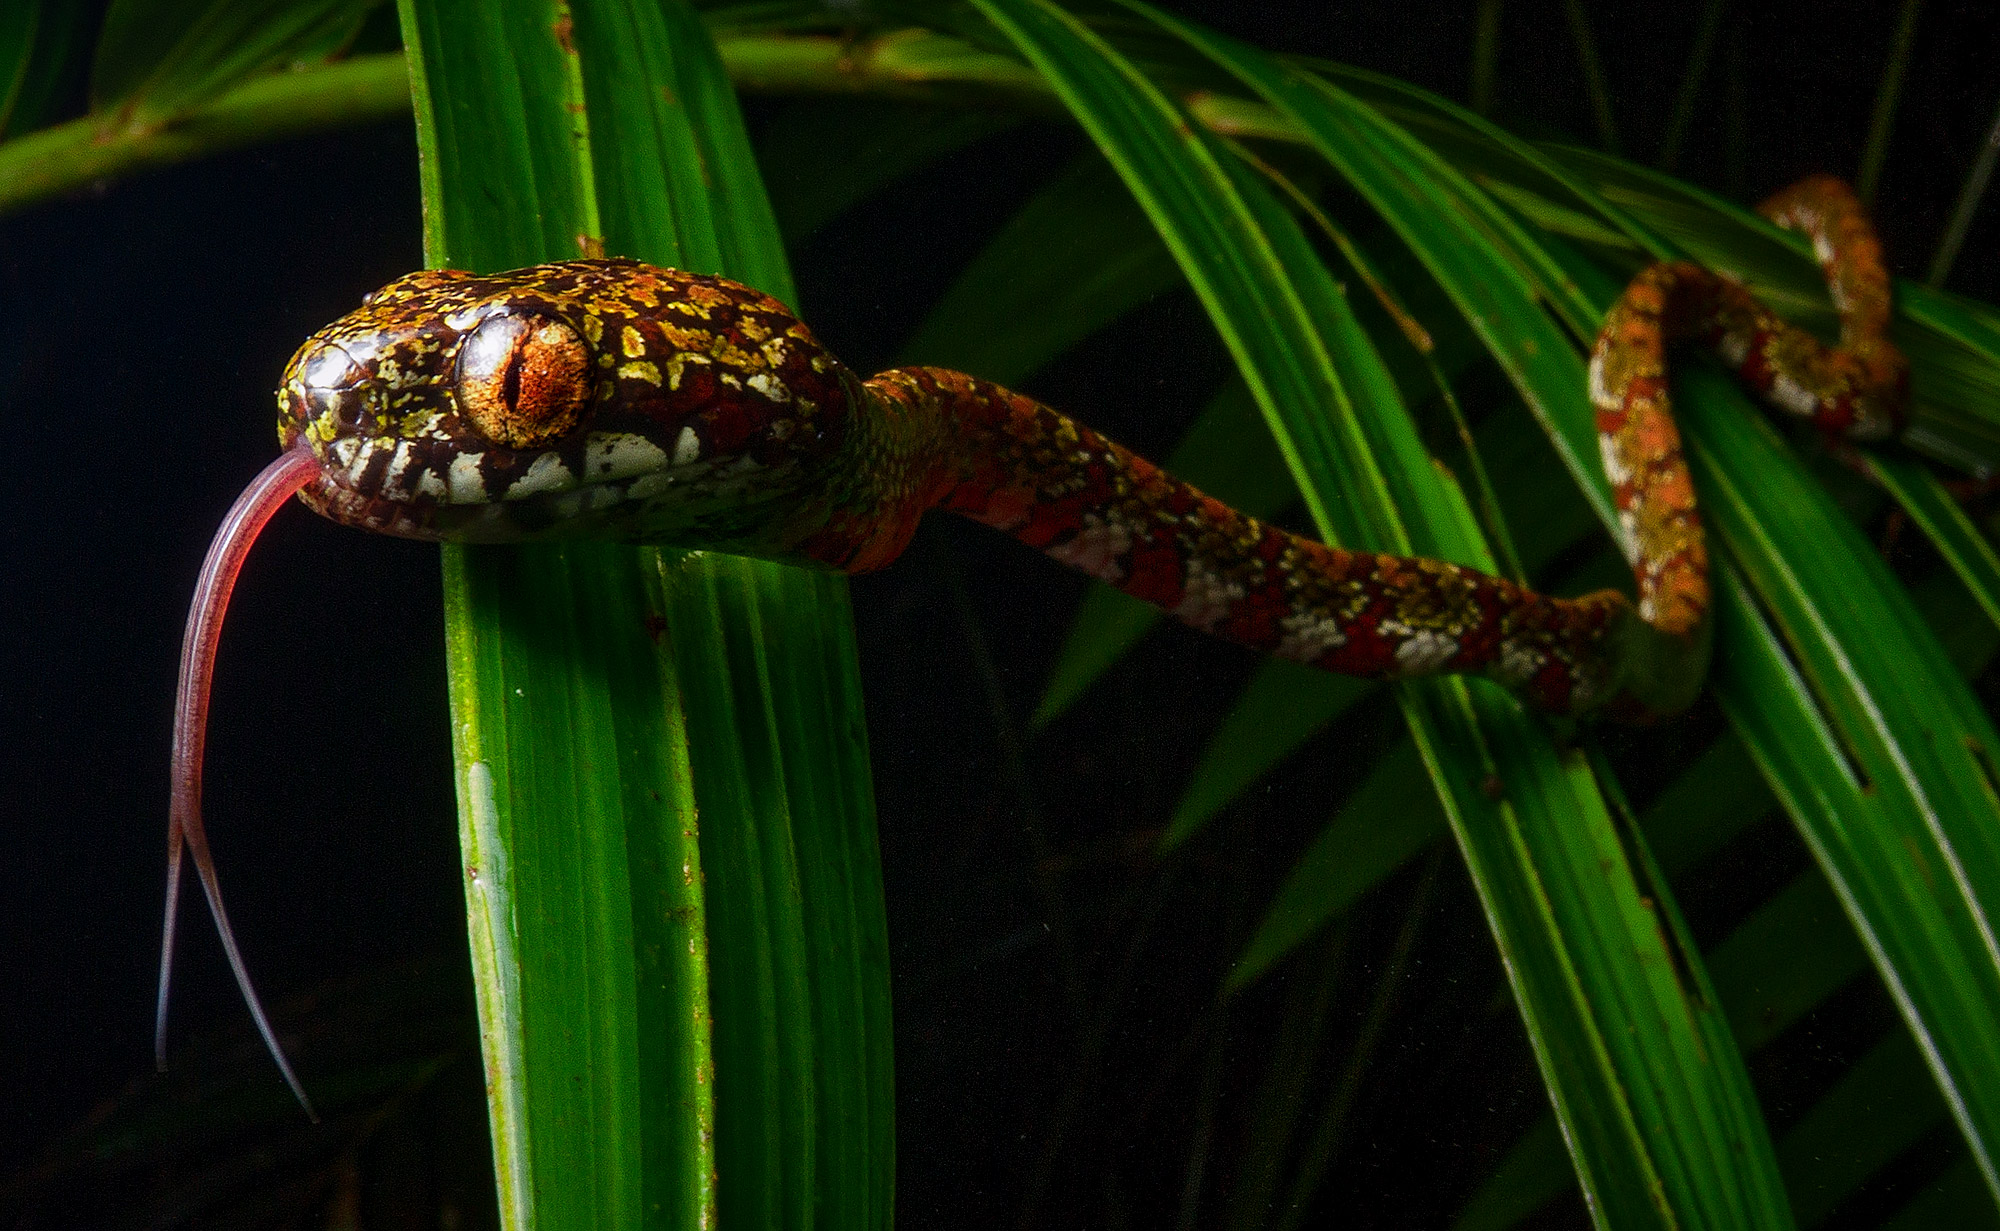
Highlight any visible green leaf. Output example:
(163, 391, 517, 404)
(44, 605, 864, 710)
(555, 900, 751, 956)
(0, 5, 40, 134)
(899, 150, 1181, 382)
(1684, 361, 2000, 1202)
(1227, 737, 1442, 990)
(0, 0, 90, 139)
(1884, 1161, 2000, 1231)
(403, 0, 890, 1226)
(92, 0, 380, 130)
(975, 4, 1790, 1226)
(1776, 1028, 1944, 1225)
(1707, 872, 1867, 1052)
(1165, 660, 1366, 847)
(1450, 1119, 1571, 1231)
(760, 98, 1019, 243)
(1321, 65, 2000, 1211)
(1638, 734, 1772, 877)
(1863, 449, 2000, 633)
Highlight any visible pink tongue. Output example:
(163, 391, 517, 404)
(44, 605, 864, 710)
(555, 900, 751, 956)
(159, 447, 320, 1119)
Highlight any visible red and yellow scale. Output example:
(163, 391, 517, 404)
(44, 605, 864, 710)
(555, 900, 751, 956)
(161, 176, 1908, 1111)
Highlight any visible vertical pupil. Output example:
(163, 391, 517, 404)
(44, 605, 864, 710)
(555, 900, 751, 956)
(458, 311, 589, 449)
(501, 340, 525, 411)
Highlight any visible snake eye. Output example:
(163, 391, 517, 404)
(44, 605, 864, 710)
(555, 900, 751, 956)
(456, 312, 591, 449)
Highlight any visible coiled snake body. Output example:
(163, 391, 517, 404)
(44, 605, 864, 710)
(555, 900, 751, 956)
(163, 175, 1906, 1109)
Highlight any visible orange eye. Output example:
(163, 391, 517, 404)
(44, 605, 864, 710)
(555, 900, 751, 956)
(456, 312, 592, 448)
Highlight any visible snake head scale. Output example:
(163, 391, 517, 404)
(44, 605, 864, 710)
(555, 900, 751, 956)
(277, 257, 859, 550)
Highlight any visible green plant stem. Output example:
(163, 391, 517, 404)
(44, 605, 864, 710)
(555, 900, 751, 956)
(1655, 0, 1725, 171)
(1926, 94, 2000, 288)
(1724, 19, 1746, 199)
(1468, 0, 1501, 115)
(1271, 852, 1440, 1231)
(1857, 0, 1923, 203)
(714, 25, 1052, 108)
(0, 52, 408, 215)
(1560, 0, 1619, 154)
(0, 32, 1305, 221)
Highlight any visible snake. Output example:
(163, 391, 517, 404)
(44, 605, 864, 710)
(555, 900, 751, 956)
(159, 175, 1905, 1111)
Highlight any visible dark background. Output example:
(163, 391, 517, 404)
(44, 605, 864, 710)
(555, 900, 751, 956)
(4, 1, 1998, 1225)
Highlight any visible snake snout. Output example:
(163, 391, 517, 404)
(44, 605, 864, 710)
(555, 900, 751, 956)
(282, 341, 382, 442)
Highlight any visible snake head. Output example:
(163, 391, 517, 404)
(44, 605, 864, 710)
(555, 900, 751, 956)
(278, 258, 858, 547)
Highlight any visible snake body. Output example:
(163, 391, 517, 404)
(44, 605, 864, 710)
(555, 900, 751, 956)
(276, 176, 1903, 718)
(163, 175, 1905, 1111)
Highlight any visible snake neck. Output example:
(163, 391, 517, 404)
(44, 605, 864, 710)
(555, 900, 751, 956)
(797, 366, 1656, 715)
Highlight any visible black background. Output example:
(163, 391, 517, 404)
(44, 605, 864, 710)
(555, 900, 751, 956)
(4, 1, 1998, 1225)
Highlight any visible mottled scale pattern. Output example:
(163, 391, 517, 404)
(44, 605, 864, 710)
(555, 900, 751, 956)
(843, 368, 1627, 712)
(1586, 175, 1906, 648)
(279, 259, 859, 551)
(278, 177, 1903, 718)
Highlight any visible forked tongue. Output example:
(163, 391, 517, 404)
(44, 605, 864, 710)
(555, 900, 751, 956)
(159, 446, 320, 1120)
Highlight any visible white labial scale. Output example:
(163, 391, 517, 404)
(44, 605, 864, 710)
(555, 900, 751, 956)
(584, 432, 669, 482)
(381, 441, 413, 496)
(1172, 559, 1244, 633)
(673, 426, 701, 467)
(343, 439, 378, 486)
(1717, 329, 1751, 368)
(1047, 514, 1134, 583)
(448, 452, 488, 503)
(503, 453, 575, 501)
